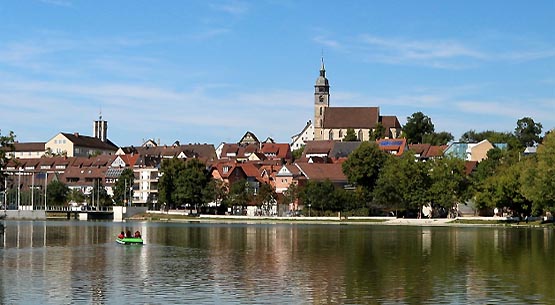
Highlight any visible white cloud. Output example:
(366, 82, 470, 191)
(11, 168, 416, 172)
(314, 33, 554, 68)
(0, 78, 311, 145)
(39, 0, 71, 7)
(209, 0, 248, 15)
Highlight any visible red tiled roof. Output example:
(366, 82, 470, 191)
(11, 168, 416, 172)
(295, 163, 347, 183)
(465, 161, 478, 175)
(409, 144, 431, 156)
(323, 107, 379, 129)
(61, 133, 118, 151)
(303, 140, 336, 156)
(427, 145, 447, 158)
(376, 138, 407, 156)
(379, 115, 402, 129)
(13, 142, 46, 152)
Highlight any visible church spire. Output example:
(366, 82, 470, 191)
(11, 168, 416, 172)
(320, 55, 325, 77)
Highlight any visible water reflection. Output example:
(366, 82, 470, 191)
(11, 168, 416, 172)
(0, 221, 554, 304)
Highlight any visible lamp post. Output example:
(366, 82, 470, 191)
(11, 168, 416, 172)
(44, 172, 48, 210)
(308, 204, 311, 217)
(17, 169, 21, 210)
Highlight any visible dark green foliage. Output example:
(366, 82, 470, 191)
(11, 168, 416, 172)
(520, 132, 555, 214)
(343, 128, 358, 141)
(403, 112, 435, 144)
(158, 158, 186, 208)
(422, 131, 454, 145)
(373, 153, 431, 211)
(299, 180, 340, 214)
(291, 145, 304, 161)
(342, 141, 389, 192)
(46, 180, 69, 206)
(158, 158, 212, 210)
(112, 168, 134, 205)
(515, 117, 543, 147)
(0, 130, 15, 180)
(369, 123, 385, 141)
(281, 183, 298, 206)
(88, 179, 111, 206)
(67, 188, 86, 205)
(428, 157, 471, 211)
(228, 179, 254, 214)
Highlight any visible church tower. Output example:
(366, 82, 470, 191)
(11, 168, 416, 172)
(314, 57, 330, 140)
(93, 112, 108, 142)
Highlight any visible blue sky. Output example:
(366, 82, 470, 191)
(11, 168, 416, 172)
(1, 1, 553, 146)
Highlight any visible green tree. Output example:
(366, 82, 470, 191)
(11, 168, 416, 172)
(255, 183, 277, 216)
(112, 168, 135, 205)
(291, 145, 305, 161)
(428, 156, 471, 215)
(342, 141, 389, 194)
(175, 158, 212, 210)
(403, 112, 435, 144)
(369, 123, 386, 141)
(228, 179, 254, 215)
(67, 188, 86, 205)
(422, 131, 454, 145)
(46, 180, 69, 206)
(281, 183, 299, 211)
(299, 179, 339, 215)
(475, 161, 531, 216)
(202, 179, 228, 213)
(373, 153, 431, 215)
(520, 132, 555, 214)
(515, 117, 543, 148)
(158, 157, 186, 209)
(343, 128, 358, 141)
(89, 179, 111, 207)
(0, 130, 15, 180)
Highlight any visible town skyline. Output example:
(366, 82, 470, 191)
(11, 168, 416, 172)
(1, 1, 553, 146)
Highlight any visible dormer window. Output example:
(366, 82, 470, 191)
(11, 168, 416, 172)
(223, 166, 230, 174)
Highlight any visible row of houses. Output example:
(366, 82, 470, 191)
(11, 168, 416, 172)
(5, 123, 496, 212)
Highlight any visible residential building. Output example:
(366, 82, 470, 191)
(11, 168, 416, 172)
(444, 140, 495, 162)
(10, 142, 46, 159)
(291, 120, 314, 151)
(46, 132, 118, 157)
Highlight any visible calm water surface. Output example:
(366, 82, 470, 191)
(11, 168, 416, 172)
(0, 220, 554, 304)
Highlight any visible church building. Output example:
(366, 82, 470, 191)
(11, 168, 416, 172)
(313, 59, 402, 141)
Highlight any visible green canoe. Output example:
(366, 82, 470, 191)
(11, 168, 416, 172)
(116, 237, 143, 245)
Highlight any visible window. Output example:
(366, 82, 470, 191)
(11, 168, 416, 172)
(329, 130, 334, 140)
(338, 130, 343, 138)
(358, 130, 363, 141)
(319, 107, 322, 115)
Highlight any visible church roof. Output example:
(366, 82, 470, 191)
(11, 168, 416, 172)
(379, 115, 402, 130)
(323, 107, 379, 129)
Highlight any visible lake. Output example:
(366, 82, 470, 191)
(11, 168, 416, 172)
(1, 220, 554, 304)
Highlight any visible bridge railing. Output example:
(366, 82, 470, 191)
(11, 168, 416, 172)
(45, 206, 113, 212)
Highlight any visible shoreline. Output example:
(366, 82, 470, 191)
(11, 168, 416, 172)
(126, 213, 555, 228)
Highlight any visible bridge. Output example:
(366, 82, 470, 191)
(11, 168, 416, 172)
(44, 206, 114, 220)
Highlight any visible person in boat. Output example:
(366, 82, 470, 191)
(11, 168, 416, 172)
(118, 231, 125, 239)
(125, 230, 132, 238)
(134, 231, 141, 238)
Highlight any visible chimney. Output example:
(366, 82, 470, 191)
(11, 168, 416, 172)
(74, 132, 79, 137)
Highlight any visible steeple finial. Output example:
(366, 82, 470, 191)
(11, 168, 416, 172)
(320, 49, 325, 72)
